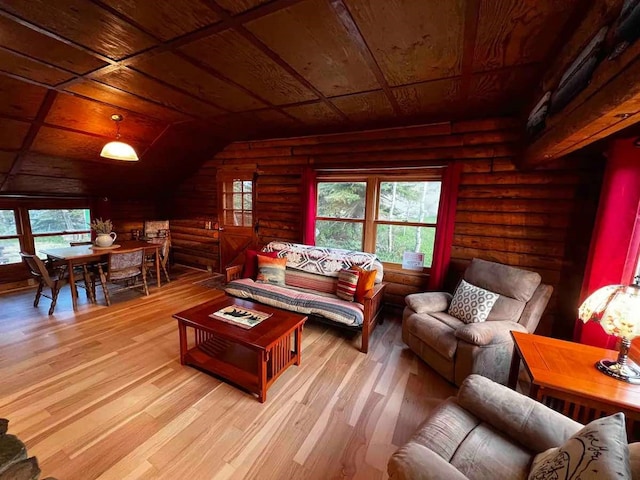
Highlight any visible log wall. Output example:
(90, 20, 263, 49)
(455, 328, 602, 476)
(164, 163, 220, 272)
(107, 198, 159, 241)
(168, 118, 604, 338)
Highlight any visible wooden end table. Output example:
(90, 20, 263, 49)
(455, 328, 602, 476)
(173, 296, 307, 403)
(509, 331, 640, 430)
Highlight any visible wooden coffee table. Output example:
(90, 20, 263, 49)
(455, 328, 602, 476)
(173, 296, 307, 402)
(509, 331, 640, 426)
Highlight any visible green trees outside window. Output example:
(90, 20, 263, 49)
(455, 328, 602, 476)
(315, 176, 442, 268)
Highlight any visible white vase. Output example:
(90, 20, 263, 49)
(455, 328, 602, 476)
(95, 232, 117, 247)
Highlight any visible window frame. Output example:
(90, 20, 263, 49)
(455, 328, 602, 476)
(28, 208, 92, 258)
(220, 174, 254, 229)
(315, 169, 444, 270)
(0, 199, 91, 274)
(0, 209, 22, 266)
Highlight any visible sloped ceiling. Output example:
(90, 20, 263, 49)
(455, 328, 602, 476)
(0, 0, 582, 197)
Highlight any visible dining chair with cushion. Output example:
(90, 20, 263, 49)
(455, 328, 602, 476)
(20, 252, 68, 315)
(93, 248, 149, 306)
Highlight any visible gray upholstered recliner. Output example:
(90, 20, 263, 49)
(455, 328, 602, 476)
(388, 374, 640, 480)
(403, 258, 553, 386)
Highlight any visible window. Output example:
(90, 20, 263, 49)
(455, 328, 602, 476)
(315, 173, 442, 268)
(222, 178, 253, 227)
(0, 210, 20, 265)
(29, 209, 91, 257)
(316, 182, 366, 251)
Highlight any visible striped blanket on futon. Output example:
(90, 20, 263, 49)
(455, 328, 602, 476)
(225, 278, 364, 327)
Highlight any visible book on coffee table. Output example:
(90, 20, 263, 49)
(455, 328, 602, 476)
(210, 305, 272, 329)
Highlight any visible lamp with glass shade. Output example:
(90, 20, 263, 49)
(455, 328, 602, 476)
(578, 277, 640, 384)
(100, 114, 139, 161)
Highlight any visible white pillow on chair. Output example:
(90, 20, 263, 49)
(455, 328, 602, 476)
(448, 279, 499, 324)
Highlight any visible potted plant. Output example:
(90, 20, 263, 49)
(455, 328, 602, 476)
(91, 218, 117, 247)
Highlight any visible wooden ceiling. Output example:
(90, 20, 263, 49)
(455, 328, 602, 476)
(0, 0, 583, 197)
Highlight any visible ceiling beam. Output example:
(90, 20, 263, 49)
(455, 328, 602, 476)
(328, 0, 402, 117)
(0, 10, 116, 65)
(194, 0, 350, 123)
(0, 89, 57, 192)
(46, 0, 308, 91)
(459, 0, 480, 100)
(232, 25, 350, 122)
(172, 52, 305, 126)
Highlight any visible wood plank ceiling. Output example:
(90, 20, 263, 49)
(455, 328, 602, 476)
(0, 0, 582, 197)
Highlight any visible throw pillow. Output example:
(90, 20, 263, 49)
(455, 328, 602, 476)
(336, 269, 360, 302)
(528, 413, 630, 480)
(256, 256, 287, 285)
(352, 265, 377, 303)
(448, 279, 499, 324)
(243, 250, 278, 279)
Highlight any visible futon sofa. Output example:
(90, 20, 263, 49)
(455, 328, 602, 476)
(388, 374, 639, 480)
(225, 242, 387, 353)
(403, 258, 552, 386)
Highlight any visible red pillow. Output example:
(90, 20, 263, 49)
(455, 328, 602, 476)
(242, 250, 278, 279)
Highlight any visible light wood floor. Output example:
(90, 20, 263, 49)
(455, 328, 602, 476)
(0, 267, 457, 480)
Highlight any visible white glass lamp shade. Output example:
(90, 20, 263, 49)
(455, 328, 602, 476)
(579, 284, 640, 340)
(100, 141, 139, 161)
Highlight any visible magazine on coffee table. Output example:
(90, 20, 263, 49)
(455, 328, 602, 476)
(210, 305, 272, 329)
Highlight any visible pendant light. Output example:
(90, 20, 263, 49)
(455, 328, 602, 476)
(100, 114, 139, 161)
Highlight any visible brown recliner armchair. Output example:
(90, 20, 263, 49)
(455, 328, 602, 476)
(402, 258, 553, 386)
(388, 375, 639, 479)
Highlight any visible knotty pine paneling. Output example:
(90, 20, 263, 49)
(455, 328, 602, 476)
(169, 118, 603, 339)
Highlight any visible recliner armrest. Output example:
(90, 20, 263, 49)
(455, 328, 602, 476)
(405, 292, 452, 314)
(388, 442, 469, 480)
(455, 321, 527, 346)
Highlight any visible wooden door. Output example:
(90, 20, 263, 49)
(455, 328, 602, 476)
(218, 171, 256, 271)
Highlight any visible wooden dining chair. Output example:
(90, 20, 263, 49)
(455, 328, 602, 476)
(20, 252, 68, 315)
(145, 234, 171, 283)
(93, 248, 149, 306)
(69, 241, 96, 303)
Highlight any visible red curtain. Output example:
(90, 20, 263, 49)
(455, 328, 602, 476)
(302, 166, 317, 245)
(575, 138, 640, 348)
(428, 161, 462, 290)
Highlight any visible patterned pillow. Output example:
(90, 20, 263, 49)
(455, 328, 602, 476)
(529, 413, 630, 480)
(336, 269, 360, 302)
(448, 279, 498, 324)
(256, 256, 287, 286)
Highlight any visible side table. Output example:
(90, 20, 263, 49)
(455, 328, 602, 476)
(509, 331, 640, 437)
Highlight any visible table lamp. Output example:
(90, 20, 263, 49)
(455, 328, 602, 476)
(578, 279, 640, 384)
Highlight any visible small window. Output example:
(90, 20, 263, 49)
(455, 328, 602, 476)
(29, 208, 91, 257)
(0, 209, 20, 265)
(222, 179, 253, 227)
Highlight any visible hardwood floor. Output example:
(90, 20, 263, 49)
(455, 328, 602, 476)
(0, 267, 456, 480)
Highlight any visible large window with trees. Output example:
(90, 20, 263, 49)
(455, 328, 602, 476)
(315, 172, 442, 268)
(0, 202, 91, 267)
(29, 209, 91, 257)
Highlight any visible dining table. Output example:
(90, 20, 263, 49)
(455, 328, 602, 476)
(41, 240, 161, 311)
